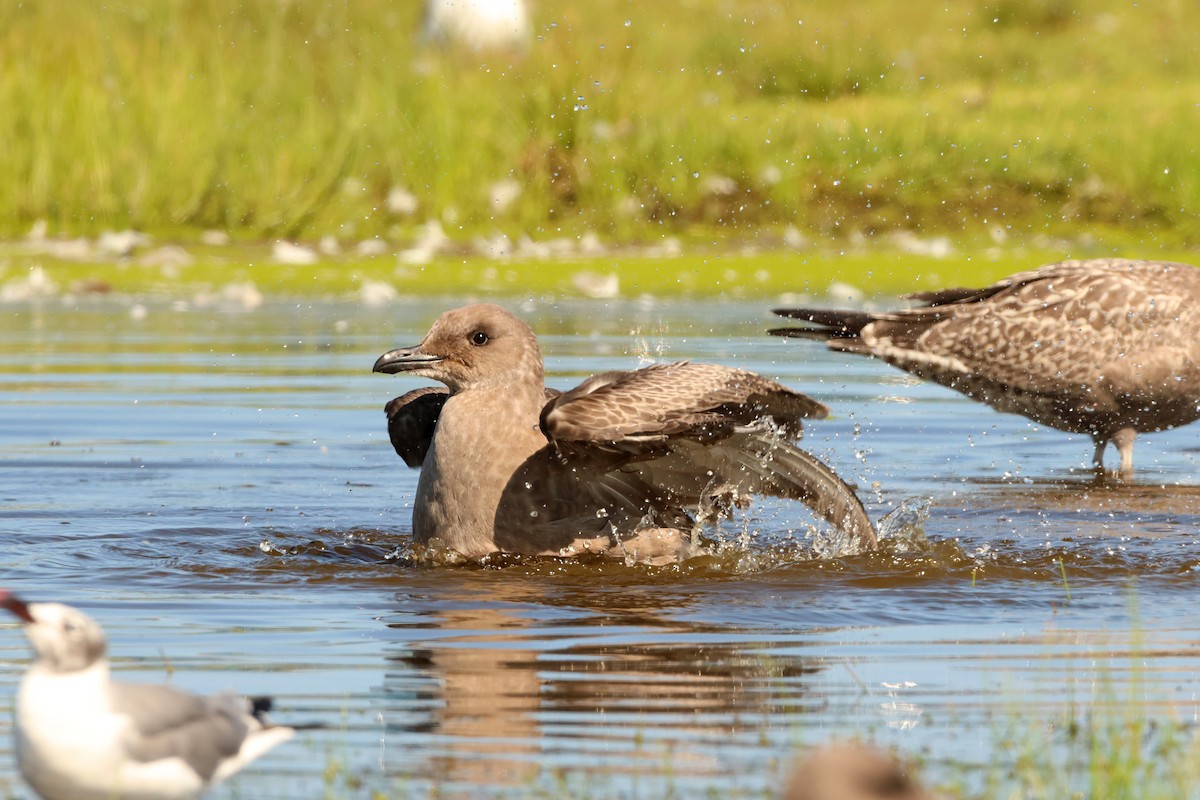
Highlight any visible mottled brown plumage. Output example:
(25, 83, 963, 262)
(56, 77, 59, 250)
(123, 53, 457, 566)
(539, 363, 824, 447)
(375, 304, 876, 562)
(771, 258, 1200, 471)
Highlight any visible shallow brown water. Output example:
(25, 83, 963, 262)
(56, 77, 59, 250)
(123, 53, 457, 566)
(1, 297, 1199, 798)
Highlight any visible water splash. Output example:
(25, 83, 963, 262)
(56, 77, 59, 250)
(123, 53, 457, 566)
(875, 496, 934, 552)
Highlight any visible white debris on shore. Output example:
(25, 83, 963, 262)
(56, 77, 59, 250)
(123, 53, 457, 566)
(272, 240, 319, 265)
(488, 178, 523, 214)
(356, 238, 390, 257)
(1, 265, 57, 302)
(571, 271, 619, 299)
(386, 187, 419, 217)
(0, 219, 1041, 310)
(826, 280, 865, 303)
(359, 280, 399, 307)
(888, 230, 953, 258)
(137, 245, 194, 269)
(399, 220, 451, 265)
(97, 230, 151, 257)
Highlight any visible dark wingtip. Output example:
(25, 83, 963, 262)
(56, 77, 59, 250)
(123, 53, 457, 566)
(288, 721, 328, 731)
(767, 326, 816, 338)
(250, 695, 325, 731)
(768, 308, 876, 338)
(249, 696, 274, 717)
(0, 589, 34, 623)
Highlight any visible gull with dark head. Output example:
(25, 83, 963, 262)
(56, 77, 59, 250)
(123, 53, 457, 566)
(0, 589, 307, 800)
(771, 258, 1200, 472)
(374, 303, 876, 563)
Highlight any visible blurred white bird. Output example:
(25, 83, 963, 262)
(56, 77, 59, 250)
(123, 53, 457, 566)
(423, 0, 530, 51)
(0, 589, 311, 800)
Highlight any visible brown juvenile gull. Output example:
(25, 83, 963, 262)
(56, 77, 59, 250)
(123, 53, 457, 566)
(0, 589, 311, 800)
(783, 742, 933, 800)
(770, 258, 1200, 472)
(373, 303, 876, 563)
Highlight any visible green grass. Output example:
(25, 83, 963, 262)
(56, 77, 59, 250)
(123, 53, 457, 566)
(961, 672, 1200, 800)
(0, 246, 1139, 300)
(307, 687, 1200, 799)
(7, 239, 1200, 301)
(2, 0, 1200, 251)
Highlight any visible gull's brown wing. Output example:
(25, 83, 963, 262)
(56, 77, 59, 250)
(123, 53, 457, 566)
(540, 362, 828, 449)
(772, 259, 1200, 413)
(384, 387, 450, 468)
(863, 259, 1200, 401)
(532, 362, 875, 550)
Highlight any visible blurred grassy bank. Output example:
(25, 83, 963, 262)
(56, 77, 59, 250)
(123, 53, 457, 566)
(12, 243, 1192, 302)
(2, 0, 1199, 259)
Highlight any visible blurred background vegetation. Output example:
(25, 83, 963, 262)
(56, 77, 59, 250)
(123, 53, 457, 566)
(1, 0, 1197, 253)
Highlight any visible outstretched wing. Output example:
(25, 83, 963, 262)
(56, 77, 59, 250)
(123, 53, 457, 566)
(540, 362, 827, 449)
(524, 362, 874, 550)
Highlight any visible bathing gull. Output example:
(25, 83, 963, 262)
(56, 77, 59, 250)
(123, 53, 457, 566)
(374, 303, 876, 562)
(0, 590, 306, 800)
(770, 258, 1200, 471)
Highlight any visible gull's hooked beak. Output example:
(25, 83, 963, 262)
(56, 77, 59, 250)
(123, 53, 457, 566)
(373, 346, 444, 375)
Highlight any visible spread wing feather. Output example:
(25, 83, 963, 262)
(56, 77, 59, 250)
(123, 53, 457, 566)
(539, 362, 827, 447)
(516, 362, 875, 550)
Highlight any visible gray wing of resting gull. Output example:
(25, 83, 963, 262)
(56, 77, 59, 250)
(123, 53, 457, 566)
(769, 258, 1200, 472)
(374, 303, 876, 564)
(0, 589, 309, 800)
(106, 683, 275, 781)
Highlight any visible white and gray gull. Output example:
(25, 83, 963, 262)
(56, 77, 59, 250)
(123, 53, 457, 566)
(0, 589, 309, 800)
(770, 258, 1200, 471)
(373, 303, 877, 563)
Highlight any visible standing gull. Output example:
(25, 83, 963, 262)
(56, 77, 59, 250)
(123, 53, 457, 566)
(770, 258, 1200, 471)
(0, 590, 306, 800)
(373, 304, 876, 562)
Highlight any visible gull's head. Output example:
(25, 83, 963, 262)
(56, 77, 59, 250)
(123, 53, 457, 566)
(1, 591, 107, 673)
(373, 303, 543, 392)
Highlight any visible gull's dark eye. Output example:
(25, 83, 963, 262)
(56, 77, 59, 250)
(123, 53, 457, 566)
(470, 331, 490, 346)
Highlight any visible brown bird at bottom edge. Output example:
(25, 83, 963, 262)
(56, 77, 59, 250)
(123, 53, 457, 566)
(771, 258, 1200, 473)
(783, 742, 934, 800)
(373, 303, 877, 564)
